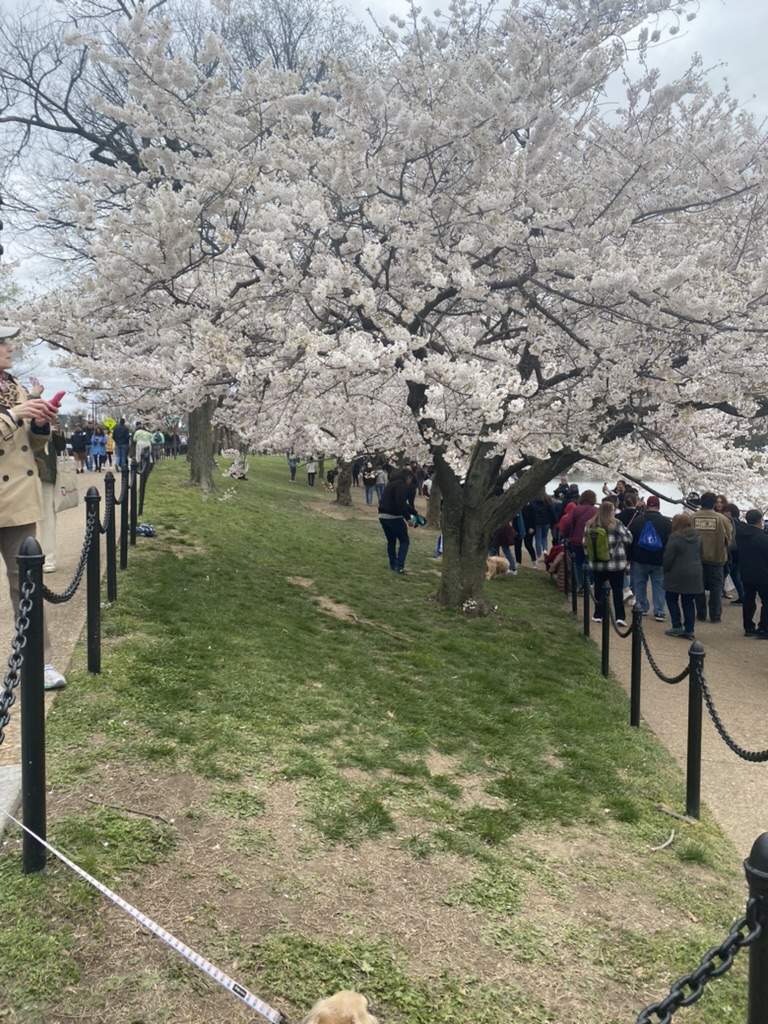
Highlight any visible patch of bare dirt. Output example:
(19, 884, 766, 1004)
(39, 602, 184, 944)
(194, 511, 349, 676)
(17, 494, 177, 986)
(24, 757, 719, 1024)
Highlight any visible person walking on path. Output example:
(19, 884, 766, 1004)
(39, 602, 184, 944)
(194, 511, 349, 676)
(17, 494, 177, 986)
(693, 491, 733, 624)
(561, 489, 598, 593)
(362, 462, 377, 505)
(0, 323, 67, 689)
(583, 499, 633, 624)
(306, 458, 317, 487)
(112, 418, 130, 468)
(69, 423, 88, 473)
(629, 495, 671, 622)
(662, 513, 703, 640)
(734, 509, 768, 638)
(377, 468, 417, 574)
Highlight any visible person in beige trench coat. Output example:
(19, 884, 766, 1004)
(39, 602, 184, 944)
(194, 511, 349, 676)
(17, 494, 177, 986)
(0, 323, 67, 689)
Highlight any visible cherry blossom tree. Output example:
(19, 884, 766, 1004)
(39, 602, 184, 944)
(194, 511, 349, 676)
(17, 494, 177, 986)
(7, 0, 768, 610)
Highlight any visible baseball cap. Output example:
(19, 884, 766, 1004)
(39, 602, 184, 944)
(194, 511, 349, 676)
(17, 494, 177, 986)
(0, 323, 20, 340)
(646, 495, 660, 509)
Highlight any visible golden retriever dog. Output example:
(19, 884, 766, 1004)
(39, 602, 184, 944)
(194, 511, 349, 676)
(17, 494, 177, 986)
(485, 555, 511, 580)
(302, 991, 378, 1024)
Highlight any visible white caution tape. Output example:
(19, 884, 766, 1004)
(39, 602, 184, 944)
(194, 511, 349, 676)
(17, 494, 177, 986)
(3, 810, 286, 1023)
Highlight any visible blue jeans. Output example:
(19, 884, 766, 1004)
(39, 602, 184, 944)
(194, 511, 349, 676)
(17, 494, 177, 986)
(85, 444, 94, 471)
(365, 484, 375, 505)
(572, 545, 587, 590)
(631, 562, 665, 617)
(534, 525, 549, 558)
(666, 592, 696, 634)
(376, 483, 385, 501)
(379, 517, 409, 571)
(115, 443, 129, 468)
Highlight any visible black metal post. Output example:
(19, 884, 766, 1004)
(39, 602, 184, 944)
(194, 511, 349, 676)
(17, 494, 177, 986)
(685, 640, 705, 820)
(601, 581, 610, 677)
(104, 471, 117, 603)
(570, 549, 578, 617)
(119, 462, 129, 569)
(130, 459, 138, 546)
(745, 832, 768, 1024)
(18, 537, 46, 873)
(85, 486, 101, 674)
(630, 605, 643, 728)
(583, 577, 590, 638)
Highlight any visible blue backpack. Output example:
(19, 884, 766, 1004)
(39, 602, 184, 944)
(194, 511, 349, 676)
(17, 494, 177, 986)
(637, 518, 663, 552)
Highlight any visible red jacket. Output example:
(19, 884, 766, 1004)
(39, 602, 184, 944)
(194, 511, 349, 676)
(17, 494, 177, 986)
(562, 503, 598, 547)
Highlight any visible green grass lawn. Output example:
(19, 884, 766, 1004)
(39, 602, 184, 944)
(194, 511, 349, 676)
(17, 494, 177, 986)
(0, 457, 752, 1023)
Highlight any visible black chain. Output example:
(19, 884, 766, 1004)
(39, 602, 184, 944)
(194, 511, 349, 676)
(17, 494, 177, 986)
(637, 619, 690, 685)
(697, 672, 768, 763)
(636, 898, 762, 1023)
(0, 573, 34, 746)
(42, 504, 97, 604)
(99, 482, 115, 535)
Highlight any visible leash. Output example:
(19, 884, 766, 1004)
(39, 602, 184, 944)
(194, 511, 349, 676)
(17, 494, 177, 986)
(2, 810, 287, 1023)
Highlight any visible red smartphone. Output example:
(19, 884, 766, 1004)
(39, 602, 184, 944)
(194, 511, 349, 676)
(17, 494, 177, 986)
(50, 390, 66, 407)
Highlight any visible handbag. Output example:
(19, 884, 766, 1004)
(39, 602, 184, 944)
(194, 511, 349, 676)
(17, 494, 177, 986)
(54, 456, 79, 513)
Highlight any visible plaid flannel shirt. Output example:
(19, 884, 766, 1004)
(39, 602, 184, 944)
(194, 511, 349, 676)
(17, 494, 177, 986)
(586, 522, 633, 572)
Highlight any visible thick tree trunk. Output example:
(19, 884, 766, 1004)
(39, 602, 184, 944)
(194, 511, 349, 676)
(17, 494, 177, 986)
(433, 443, 579, 614)
(187, 397, 218, 492)
(335, 461, 352, 506)
(318, 456, 326, 482)
(425, 477, 441, 530)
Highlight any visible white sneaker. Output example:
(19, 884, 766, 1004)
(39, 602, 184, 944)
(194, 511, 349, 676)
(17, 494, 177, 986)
(623, 587, 633, 602)
(616, 619, 627, 626)
(507, 569, 518, 576)
(43, 563, 57, 573)
(44, 664, 67, 691)
(592, 616, 602, 623)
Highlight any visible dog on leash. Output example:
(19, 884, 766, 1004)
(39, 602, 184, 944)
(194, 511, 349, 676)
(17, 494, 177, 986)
(302, 991, 378, 1024)
(322, 480, 335, 491)
(485, 555, 511, 580)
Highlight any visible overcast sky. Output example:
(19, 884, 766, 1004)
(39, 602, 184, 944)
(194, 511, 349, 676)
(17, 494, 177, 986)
(4, 0, 767, 413)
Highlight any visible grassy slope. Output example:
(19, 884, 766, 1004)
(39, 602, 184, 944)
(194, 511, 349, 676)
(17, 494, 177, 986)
(0, 457, 751, 1023)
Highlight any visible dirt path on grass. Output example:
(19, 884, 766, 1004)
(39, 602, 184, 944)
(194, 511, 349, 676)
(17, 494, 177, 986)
(527, 560, 768, 860)
(0, 472, 109, 771)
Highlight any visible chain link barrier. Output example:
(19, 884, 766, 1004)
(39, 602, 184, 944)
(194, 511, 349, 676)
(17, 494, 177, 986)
(697, 673, 768, 763)
(99, 481, 115, 536)
(0, 572, 34, 746)
(635, 618, 691, 685)
(636, 898, 762, 1023)
(42, 503, 98, 605)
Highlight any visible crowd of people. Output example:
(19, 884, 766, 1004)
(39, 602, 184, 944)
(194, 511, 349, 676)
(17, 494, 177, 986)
(492, 478, 767, 643)
(291, 451, 766, 637)
(68, 420, 184, 472)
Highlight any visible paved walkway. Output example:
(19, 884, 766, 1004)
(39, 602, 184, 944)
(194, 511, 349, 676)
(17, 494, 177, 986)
(0, 472, 109, 814)
(547, 567, 768, 859)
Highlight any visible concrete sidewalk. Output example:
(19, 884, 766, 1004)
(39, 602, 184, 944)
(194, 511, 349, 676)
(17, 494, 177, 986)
(0, 472, 109, 825)
(555, 577, 768, 859)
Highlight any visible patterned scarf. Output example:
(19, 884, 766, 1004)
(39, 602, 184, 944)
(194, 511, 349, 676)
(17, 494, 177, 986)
(0, 372, 25, 413)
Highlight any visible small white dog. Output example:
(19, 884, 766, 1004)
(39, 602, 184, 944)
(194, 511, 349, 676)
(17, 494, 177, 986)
(302, 991, 379, 1024)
